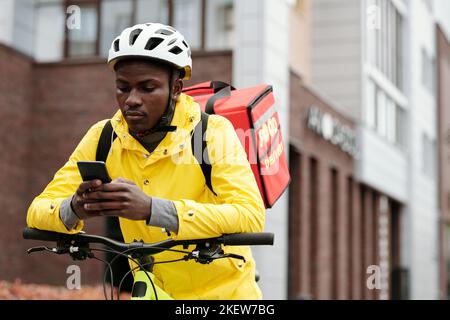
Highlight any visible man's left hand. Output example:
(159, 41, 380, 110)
(81, 177, 152, 221)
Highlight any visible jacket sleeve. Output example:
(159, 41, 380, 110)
(172, 115, 266, 240)
(26, 120, 107, 234)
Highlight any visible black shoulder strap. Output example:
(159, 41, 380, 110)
(191, 112, 217, 196)
(96, 120, 117, 162)
(96, 121, 123, 246)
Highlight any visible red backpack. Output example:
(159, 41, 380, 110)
(183, 81, 290, 208)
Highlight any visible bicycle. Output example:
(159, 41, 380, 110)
(22, 227, 274, 300)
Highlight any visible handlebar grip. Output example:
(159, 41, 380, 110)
(222, 233, 274, 246)
(22, 228, 65, 242)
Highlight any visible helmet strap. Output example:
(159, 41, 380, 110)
(145, 68, 178, 134)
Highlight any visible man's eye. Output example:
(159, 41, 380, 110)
(143, 87, 155, 92)
(117, 87, 130, 92)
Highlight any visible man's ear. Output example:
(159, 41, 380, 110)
(172, 78, 183, 100)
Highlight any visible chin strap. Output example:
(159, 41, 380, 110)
(149, 97, 177, 133)
(150, 125, 177, 133)
(146, 69, 178, 134)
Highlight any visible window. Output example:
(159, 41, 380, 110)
(366, 79, 406, 147)
(365, 1, 406, 147)
(35, 0, 66, 62)
(366, 0, 404, 91)
(63, 0, 229, 59)
(421, 48, 436, 96)
(100, 0, 133, 56)
(386, 97, 396, 143)
(205, 0, 235, 49)
(422, 133, 436, 179)
(395, 107, 406, 147)
(377, 89, 387, 137)
(173, 0, 202, 49)
(65, 1, 99, 57)
(135, 0, 169, 25)
(366, 80, 377, 129)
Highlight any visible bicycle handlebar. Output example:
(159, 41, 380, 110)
(23, 227, 274, 256)
(221, 232, 274, 246)
(23, 227, 274, 300)
(23, 227, 76, 242)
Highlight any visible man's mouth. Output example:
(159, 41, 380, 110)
(124, 110, 146, 121)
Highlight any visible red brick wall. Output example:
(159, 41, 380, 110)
(0, 46, 232, 285)
(26, 58, 115, 285)
(0, 44, 34, 284)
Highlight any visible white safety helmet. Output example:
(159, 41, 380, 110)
(107, 23, 192, 80)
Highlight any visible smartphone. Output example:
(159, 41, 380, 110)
(77, 161, 111, 183)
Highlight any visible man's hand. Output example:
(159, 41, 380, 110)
(71, 179, 105, 220)
(80, 177, 152, 221)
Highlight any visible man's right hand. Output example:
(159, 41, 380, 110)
(71, 179, 104, 220)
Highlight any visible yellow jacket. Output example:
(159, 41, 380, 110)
(26, 93, 266, 299)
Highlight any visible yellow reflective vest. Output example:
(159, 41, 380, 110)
(27, 93, 266, 299)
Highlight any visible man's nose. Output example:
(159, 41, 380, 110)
(125, 88, 142, 107)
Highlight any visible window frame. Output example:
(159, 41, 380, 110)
(63, 0, 209, 59)
(365, 79, 406, 148)
(363, 0, 407, 149)
(64, 0, 101, 58)
(364, 0, 406, 104)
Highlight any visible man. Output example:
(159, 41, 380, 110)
(26, 23, 265, 299)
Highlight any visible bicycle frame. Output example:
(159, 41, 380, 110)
(131, 270, 173, 300)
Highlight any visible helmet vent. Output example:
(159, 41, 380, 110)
(129, 28, 143, 45)
(156, 28, 174, 36)
(113, 39, 120, 52)
(167, 38, 176, 46)
(145, 37, 164, 50)
(169, 46, 182, 55)
(182, 40, 188, 48)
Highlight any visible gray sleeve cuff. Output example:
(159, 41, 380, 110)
(59, 195, 80, 230)
(147, 197, 179, 233)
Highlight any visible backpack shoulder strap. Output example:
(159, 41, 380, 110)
(96, 120, 117, 162)
(96, 121, 123, 243)
(95, 121, 129, 281)
(191, 112, 217, 196)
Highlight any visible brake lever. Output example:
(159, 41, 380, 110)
(221, 253, 246, 263)
(27, 241, 92, 260)
(27, 246, 59, 255)
(188, 244, 246, 264)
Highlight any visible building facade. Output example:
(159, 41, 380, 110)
(289, 71, 405, 300)
(309, 0, 450, 299)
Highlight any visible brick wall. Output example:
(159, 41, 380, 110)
(0, 45, 232, 285)
(0, 44, 34, 284)
(289, 71, 356, 299)
(26, 58, 116, 285)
